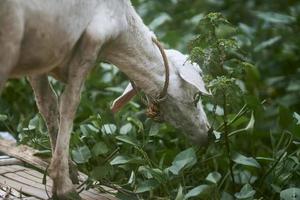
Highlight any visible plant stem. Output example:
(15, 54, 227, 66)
(259, 131, 293, 187)
(222, 92, 235, 188)
(216, 104, 248, 132)
(137, 147, 154, 168)
(103, 147, 120, 164)
(1, 121, 15, 136)
(216, 99, 267, 132)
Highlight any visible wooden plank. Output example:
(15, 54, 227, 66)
(16, 171, 52, 187)
(9, 166, 97, 200)
(0, 139, 117, 199)
(81, 186, 116, 200)
(0, 176, 48, 199)
(9, 165, 53, 187)
(0, 140, 90, 183)
(0, 157, 23, 166)
(81, 190, 113, 200)
(79, 191, 98, 200)
(0, 188, 20, 199)
(0, 166, 112, 200)
(3, 172, 52, 193)
(6, 166, 99, 200)
(10, 165, 46, 180)
(1, 182, 35, 199)
(0, 155, 10, 159)
(0, 187, 11, 199)
(0, 167, 26, 175)
(7, 187, 30, 199)
(0, 139, 48, 171)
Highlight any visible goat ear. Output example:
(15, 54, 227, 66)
(178, 63, 211, 95)
(111, 83, 138, 113)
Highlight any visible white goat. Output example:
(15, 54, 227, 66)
(0, 0, 210, 199)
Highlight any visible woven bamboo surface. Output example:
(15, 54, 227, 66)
(0, 139, 116, 200)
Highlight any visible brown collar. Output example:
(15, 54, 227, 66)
(131, 38, 170, 122)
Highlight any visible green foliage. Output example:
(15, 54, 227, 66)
(72, 145, 92, 164)
(235, 184, 256, 200)
(169, 148, 197, 175)
(1, 0, 300, 199)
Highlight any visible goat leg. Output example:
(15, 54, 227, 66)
(29, 75, 80, 184)
(48, 28, 103, 199)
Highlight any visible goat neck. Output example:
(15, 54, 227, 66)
(100, 5, 167, 98)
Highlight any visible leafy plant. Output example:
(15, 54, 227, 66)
(0, 1, 300, 199)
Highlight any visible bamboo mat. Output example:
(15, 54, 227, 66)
(0, 139, 116, 200)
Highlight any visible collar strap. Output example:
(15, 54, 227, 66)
(151, 37, 170, 102)
(131, 38, 170, 122)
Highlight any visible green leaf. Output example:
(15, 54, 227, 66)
(215, 24, 236, 38)
(101, 124, 117, 134)
(221, 192, 235, 200)
(271, 184, 282, 193)
(245, 112, 255, 133)
(234, 184, 256, 200)
(138, 166, 153, 179)
(80, 124, 99, 136)
(234, 170, 257, 185)
(256, 157, 275, 162)
(255, 11, 296, 24)
(92, 141, 109, 156)
(127, 117, 144, 133)
(175, 185, 184, 200)
(135, 179, 159, 193)
(169, 148, 197, 175)
(138, 166, 166, 183)
(280, 188, 300, 200)
(72, 145, 91, 164)
(149, 123, 160, 136)
(232, 152, 261, 168)
(293, 112, 300, 125)
(254, 36, 282, 52)
(26, 114, 43, 131)
(128, 171, 135, 185)
(243, 62, 260, 84)
(184, 185, 211, 199)
(206, 171, 222, 184)
(116, 135, 139, 147)
(110, 155, 143, 165)
(0, 114, 8, 121)
(110, 155, 131, 165)
(90, 165, 110, 180)
(120, 123, 133, 135)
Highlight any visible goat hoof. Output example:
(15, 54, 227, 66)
(52, 189, 81, 200)
(69, 161, 79, 184)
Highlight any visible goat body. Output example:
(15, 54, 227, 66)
(2, 0, 123, 79)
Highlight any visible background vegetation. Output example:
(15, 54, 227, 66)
(0, 0, 300, 199)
